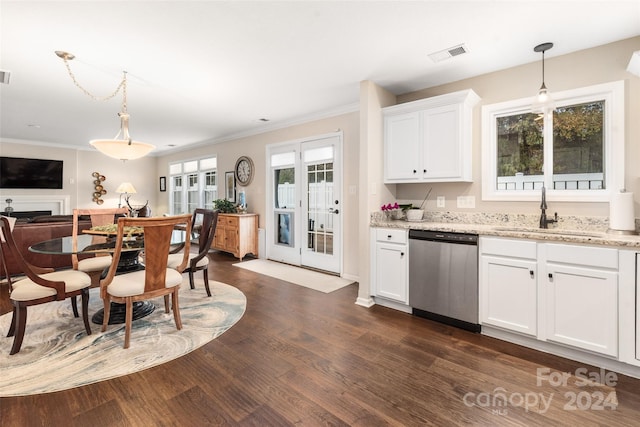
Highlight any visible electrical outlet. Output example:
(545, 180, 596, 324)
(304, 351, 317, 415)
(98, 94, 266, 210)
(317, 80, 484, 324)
(456, 195, 476, 209)
(437, 196, 445, 208)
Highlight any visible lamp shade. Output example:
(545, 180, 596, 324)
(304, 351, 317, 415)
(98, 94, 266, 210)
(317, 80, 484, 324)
(116, 182, 137, 194)
(90, 139, 155, 161)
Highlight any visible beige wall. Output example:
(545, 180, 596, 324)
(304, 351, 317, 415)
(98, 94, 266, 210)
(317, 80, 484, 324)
(155, 111, 361, 280)
(392, 36, 640, 218)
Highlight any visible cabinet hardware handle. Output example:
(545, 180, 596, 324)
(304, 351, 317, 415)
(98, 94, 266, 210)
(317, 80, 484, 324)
(387, 235, 392, 239)
(423, 169, 427, 173)
(400, 252, 405, 257)
(548, 273, 553, 279)
(413, 169, 417, 173)
(530, 270, 534, 278)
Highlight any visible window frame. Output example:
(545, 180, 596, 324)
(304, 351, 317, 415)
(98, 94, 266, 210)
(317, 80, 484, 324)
(169, 156, 217, 214)
(481, 80, 624, 202)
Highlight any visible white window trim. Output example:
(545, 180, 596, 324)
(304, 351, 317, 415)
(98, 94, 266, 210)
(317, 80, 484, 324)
(482, 80, 625, 202)
(169, 155, 218, 214)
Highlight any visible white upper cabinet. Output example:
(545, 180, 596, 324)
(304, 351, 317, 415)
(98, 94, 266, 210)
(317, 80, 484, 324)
(383, 89, 480, 183)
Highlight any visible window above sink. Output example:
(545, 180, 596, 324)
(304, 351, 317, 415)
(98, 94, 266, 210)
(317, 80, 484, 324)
(481, 80, 624, 203)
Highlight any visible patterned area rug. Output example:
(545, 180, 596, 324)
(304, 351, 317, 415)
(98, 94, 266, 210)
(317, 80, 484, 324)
(233, 259, 354, 293)
(0, 277, 246, 397)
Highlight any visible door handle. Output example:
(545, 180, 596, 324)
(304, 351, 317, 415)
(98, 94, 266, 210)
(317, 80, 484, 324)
(328, 208, 339, 214)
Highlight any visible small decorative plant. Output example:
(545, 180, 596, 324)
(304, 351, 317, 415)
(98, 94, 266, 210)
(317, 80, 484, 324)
(381, 202, 400, 212)
(213, 199, 237, 213)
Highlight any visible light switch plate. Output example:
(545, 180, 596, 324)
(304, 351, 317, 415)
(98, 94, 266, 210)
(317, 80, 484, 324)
(437, 196, 445, 208)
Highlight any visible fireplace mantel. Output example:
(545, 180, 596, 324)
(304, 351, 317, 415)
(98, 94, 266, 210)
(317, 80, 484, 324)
(0, 195, 70, 216)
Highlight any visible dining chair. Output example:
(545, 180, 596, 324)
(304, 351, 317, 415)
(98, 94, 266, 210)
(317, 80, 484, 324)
(69, 207, 129, 317)
(72, 207, 130, 282)
(99, 214, 192, 349)
(0, 216, 92, 355)
(167, 209, 218, 297)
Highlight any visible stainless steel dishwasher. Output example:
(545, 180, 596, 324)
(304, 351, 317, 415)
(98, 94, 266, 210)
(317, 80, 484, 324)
(408, 229, 480, 332)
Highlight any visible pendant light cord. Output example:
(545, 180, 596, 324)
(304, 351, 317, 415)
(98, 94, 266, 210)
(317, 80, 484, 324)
(59, 54, 126, 102)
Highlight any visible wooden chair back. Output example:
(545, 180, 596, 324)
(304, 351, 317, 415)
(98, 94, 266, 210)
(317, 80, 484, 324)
(193, 208, 218, 255)
(72, 208, 129, 269)
(0, 216, 64, 297)
(100, 214, 192, 298)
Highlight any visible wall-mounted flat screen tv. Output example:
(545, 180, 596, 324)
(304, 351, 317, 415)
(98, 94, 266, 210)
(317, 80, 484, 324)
(0, 156, 64, 189)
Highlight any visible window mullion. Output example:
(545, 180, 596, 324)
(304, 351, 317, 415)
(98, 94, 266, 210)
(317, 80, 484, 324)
(543, 112, 554, 190)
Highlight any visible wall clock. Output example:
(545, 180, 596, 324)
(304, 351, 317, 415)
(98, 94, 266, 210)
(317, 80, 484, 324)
(234, 156, 254, 186)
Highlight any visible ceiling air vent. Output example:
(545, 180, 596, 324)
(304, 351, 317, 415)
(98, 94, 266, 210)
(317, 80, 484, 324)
(428, 44, 468, 63)
(0, 70, 10, 84)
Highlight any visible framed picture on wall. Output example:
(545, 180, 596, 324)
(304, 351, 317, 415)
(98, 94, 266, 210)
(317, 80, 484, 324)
(159, 176, 167, 192)
(225, 171, 236, 202)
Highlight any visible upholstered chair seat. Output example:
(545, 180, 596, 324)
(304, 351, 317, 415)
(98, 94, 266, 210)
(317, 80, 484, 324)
(77, 255, 113, 272)
(167, 253, 208, 270)
(10, 270, 91, 301)
(104, 268, 183, 298)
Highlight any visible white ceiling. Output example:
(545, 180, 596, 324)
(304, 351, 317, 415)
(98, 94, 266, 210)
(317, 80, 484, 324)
(1, 1, 639, 155)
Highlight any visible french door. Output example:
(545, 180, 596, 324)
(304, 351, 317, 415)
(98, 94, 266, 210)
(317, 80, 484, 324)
(266, 132, 342, 274)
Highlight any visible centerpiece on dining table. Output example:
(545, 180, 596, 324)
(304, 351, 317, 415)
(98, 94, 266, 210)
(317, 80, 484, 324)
(85, 224, 145, 239)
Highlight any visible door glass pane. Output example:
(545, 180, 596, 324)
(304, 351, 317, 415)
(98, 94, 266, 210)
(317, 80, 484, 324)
(496, 112, 543, 190)
(552, 101, 605, 190)
(274, 167, 295, 209)
(276, 212, 294, 247)
(307, 160, 334, 255)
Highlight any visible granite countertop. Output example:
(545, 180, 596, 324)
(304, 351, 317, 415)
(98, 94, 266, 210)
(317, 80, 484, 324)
(370, 211, 640, 248)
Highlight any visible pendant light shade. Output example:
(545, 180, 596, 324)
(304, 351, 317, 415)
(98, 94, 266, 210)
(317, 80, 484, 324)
(532, 42, 555, 115)
(89, 112, 155, 161)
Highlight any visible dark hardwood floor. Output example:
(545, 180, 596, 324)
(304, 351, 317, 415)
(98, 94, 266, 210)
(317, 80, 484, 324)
(2, 251, 640, 426)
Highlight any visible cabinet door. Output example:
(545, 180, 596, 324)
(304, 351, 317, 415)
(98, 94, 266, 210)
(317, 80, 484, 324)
(421, 104, 461, 180)
(374, 242, 408, 303)
(384, 112, 421, 181)
(481, 255, 537, 336)
(225, 226, 239, 252)
(213, 216, 226, 250)
(546, 264, 618, 357)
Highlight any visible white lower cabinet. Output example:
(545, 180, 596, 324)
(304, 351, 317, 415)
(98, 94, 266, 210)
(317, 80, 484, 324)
(544, 244, 618, 357)
(480, 237, 538, 336)
(371, 228, 408, 304)
(480, 238, 619, 358)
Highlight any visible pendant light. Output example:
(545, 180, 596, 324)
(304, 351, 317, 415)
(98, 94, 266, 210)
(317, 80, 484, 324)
(531, 42, 555, 115)
(55, 51, 155, 161)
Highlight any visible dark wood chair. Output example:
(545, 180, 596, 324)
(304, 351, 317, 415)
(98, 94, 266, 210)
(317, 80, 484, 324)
(99, 214, 192, 349)
(72, 207, 130, 283)
(167, 209, 218, 297)
(0, 216, 92, 355)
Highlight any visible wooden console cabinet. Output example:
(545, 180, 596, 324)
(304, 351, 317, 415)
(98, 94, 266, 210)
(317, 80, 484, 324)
(212, 213, 258, 260)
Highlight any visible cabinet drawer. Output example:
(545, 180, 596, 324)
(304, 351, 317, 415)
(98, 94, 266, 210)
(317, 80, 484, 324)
(375, 228, 407, 244)
(545, 243, 618, 269)
(218, 215, 238, 227)
(480, 237, 536, 259)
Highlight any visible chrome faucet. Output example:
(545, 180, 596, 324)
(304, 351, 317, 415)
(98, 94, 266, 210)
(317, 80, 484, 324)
(539, 186, 558, 229)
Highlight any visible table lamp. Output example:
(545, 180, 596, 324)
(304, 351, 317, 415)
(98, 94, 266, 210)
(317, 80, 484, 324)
(116, 182, 137, 208)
